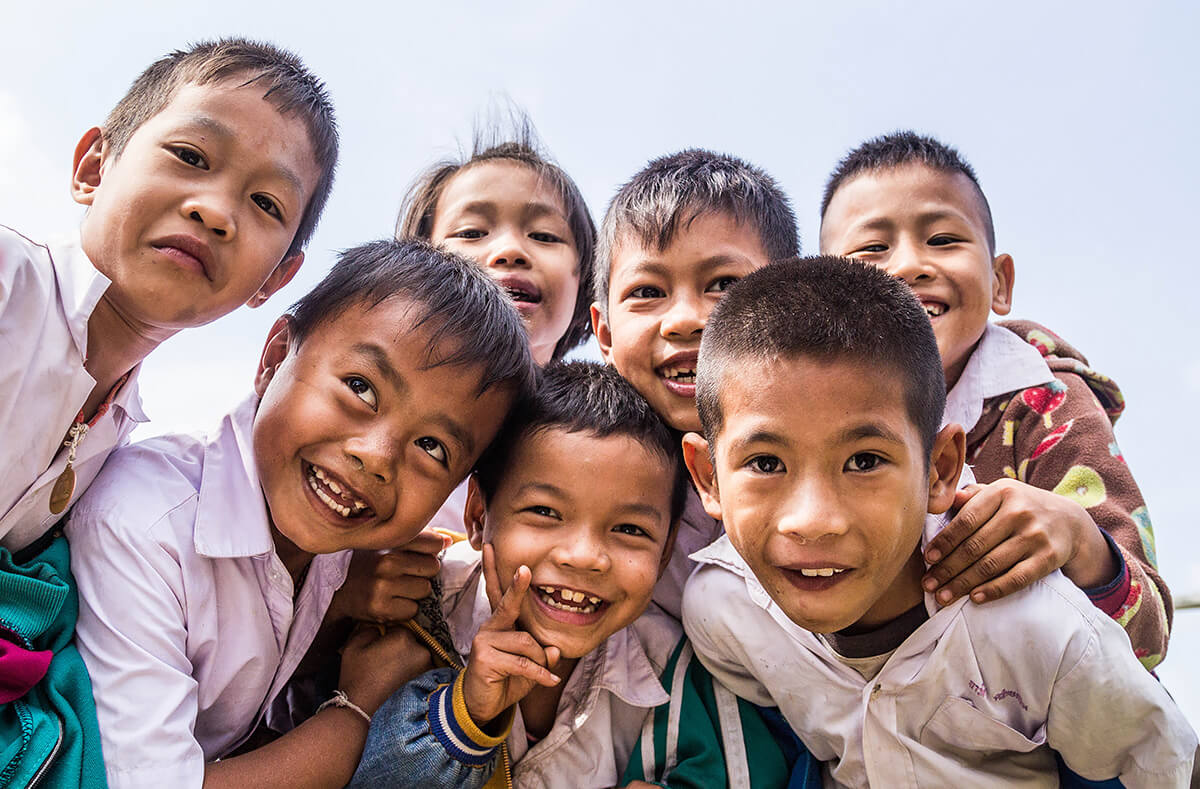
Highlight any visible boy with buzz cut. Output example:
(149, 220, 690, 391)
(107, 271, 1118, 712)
(681, 256, 1196, 787)
(590, 148, 799, 617)
(67, 239, 537, 788)
(819, 131, 1170, 668)
(350, 362, 799, 789)
(0, 37, 335, 787)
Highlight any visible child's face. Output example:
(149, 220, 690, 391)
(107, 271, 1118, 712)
(684, 355, 962, 633)
(820, 164, 1014, 388)
(592, 211, 768, 433)
(252, 296, 515, 557)
(430, 160, 580, 366)
(467, 428, 675, 660)
(72, 79, 320, 332)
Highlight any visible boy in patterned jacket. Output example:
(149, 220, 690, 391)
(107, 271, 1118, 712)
(819, 131, 1169, 667)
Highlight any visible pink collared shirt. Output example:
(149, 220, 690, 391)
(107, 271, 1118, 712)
(67, 395, 351, 789)
(0, 224, 147, 553)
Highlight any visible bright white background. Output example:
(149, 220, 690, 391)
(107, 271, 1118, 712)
(3, 0, 1197, 726)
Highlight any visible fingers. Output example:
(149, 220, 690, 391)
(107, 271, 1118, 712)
(403, 528, 452, 556)
(479, 631, 561, 687)
(482, 544, 503, 612)
(923, 484, 987, 564)
(923, 486, 1005, 591)
(965, 556, 1057, 604)
(481, 559, 531, 632)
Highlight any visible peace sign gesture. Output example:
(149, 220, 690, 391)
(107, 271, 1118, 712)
(462, 544, 563, 726)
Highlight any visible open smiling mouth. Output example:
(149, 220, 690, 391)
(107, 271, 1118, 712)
(503, 284, 541, 304)
(304, 461, 374, 519)
(922, 301, 947, 318)
(535, 584, 607, 615)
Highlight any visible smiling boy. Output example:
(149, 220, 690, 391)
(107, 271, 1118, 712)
(65, 240, 536, 788)
(350, 363, 794, 789)
(0, 38, 336, 788)
(589, 149, 799, 618)
(819, 132, 1170, 667)
(682, 257, 1194, 787)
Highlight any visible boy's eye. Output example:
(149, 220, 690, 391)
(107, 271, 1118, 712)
(252, 194, 282, 219)
(450, 229, 486, 240)
(928, 235, 960, 247)
(172, 146, 208, 169)
(628, 285, 665, 299)
(844, 452, 883, 472)
(529, 231, 562, 243)
(524, 505, 560, 519)
(851, 243, 887, 255)
(706, 276, 740, 293)
(345, 376, 377, 409)
(748, 455, 784, 474)
(415, 436, 448, 467)
(613, 523, 650, 538)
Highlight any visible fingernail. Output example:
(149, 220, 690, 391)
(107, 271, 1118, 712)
(971, 591, 986, 603)
(923, 577, 937, 592)
(925, 549, 941, 562)
(937, 589, 953, 604)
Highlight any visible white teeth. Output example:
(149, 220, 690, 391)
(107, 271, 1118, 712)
(535, 585, 602, 613)
(307, 465, 366, 518)
(588, 596, 601, 605)
(799, 567, 846, 577)
(924, 303, 945, 317)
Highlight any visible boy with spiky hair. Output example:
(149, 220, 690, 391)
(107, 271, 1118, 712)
(0, 37, 336, 787)
(590, 148, 799, 617)
(68, 239, 536, 788)
(682, 256, 1194, 787)
(819, 131, 1170, 668)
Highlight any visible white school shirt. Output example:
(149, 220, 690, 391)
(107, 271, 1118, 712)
(67, 395, 352, 789)
(439, 541, 680, 789)
(943, 322, 1054, 434)
(0, 225, 147, 552)
(682, 521, 1196, 788)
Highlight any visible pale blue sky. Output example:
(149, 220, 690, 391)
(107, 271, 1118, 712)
(3, 0, 1197, 723)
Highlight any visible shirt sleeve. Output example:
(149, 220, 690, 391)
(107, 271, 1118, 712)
(348, 667, 509, 788)
(1003, 371, 1171, 667)
(1046, 597, 1196, 788)
(67, 501, 206, 789)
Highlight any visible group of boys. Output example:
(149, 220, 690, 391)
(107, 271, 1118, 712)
(0, 35, 1194, 789)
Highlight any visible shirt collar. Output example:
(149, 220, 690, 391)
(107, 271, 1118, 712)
(194, 393, 275, 558)
(943, 322, 1054, 434)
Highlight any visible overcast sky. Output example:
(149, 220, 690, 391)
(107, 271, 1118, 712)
(4, 0, 1197, 724)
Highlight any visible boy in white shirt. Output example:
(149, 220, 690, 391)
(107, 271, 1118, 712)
(66, 239, 537, 789)
(0, 38, 336, 787)
(681, 256, 1195, 787)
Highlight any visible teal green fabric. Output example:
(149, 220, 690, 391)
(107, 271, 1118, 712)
(623, 637, 800, 788)
(0, 535, 107, 788)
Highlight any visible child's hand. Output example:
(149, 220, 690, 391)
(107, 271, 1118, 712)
(338, 624, 434, 716)
(327, 530, 449, 624)
(462, 545, 561, 727)
(923, 479, 1116, 605)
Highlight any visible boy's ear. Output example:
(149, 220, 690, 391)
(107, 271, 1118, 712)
(248, 252, 305, 308)
(254, 315, 294, 397)
(71, 127, 106, 207)
(927, 423, 967, 514)
(464, 476, 488, 551)
(682, 432, 723, 521)
(590, 303, 615, 365)
(990, 253, 1015, 316)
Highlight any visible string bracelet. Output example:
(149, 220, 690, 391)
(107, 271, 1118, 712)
(317, 690, 371, 725)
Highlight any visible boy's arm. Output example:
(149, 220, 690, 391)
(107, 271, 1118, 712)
(1047, 604, 1195, 788)
(925, 372, 1171, 666)
(348, 667, 510, 788)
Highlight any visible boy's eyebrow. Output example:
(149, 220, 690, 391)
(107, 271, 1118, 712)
(180, 114, 306, 197)
(728, 428, 790, 453)
(624, 254, 754, 279)
(431, 414, 475, 459)
(837, 423, 905, 445)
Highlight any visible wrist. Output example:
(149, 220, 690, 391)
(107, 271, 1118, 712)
(1062, 521, 1119, 589)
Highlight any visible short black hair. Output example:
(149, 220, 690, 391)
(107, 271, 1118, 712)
(397, 115, 596, 362)
(697, 256, 945, 458)
(595, 149, 799, 316)
(474, 361, 690, 527)
(104, 38, 338, 260)
(820, 131, 995, 254)
(289, 239, 538, 397)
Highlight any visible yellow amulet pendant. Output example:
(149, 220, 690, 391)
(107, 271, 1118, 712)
(49, 422, 88, 515)
(49, 466, 76, 515)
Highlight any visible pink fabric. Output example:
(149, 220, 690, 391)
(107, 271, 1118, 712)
(0, 637, 53, 703)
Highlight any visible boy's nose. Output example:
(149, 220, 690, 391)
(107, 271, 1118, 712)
(776, 480, 849, 541)
(885, 243, 933, 284)
(344, 430, 403, 485)
(551, 529, 611, 573)
(486, 234, 530, 269)
(183, 194, 237, 239)
(659, 292, 705, 339)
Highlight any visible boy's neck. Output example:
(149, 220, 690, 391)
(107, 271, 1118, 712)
(518, 655, 578, 739)
(84, 293, 176, 417)
(844, 549, 926, 635)
(270, 523, 315, 591)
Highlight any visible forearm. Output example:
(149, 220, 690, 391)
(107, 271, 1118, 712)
(204, 705, 368, 789)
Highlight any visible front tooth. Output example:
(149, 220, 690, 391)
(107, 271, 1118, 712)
(314, 466, 327, 481)
(588, 596, 601, 605)
(327, 478, 343, 495)
(569, 590, 583, 603)
(817, 568, 833, 577)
